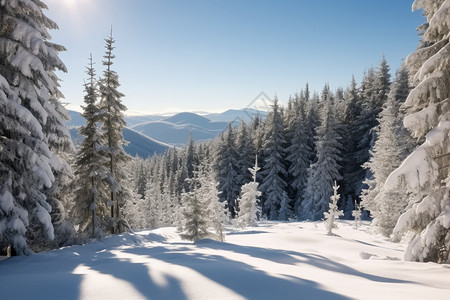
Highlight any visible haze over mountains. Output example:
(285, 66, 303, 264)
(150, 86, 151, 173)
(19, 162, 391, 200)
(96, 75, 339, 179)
(67, 108, 266, 157)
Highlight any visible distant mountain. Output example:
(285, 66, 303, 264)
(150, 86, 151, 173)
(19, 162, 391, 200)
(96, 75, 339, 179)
(66, 108, 266, 148)
(204, 108, 267, 124)
(124, 114, 165, 127)
(67, 112, 170, 158)
(67, 110, 85, 127)
(131, 112, 228, 147)
(122, 128, 171, 158)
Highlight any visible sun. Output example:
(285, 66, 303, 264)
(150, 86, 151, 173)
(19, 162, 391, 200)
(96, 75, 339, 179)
(63, 0, 77, 7)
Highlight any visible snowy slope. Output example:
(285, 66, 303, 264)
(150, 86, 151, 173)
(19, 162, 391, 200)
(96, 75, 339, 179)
(69, 127, 170, 158)
(1, 221, 448, 300)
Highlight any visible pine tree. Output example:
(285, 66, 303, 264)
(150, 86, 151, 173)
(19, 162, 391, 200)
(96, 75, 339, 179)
(278, 191, 293, 221)
(236, 156, 261, 228)
(98, 30, 130, 233)
(198, 163, 228, 241)
(236, 121, 255, 189)
(352, 59, 391, 200)
(0, 1, 71, 254)
(324, 182, 344, 235)
(287, 93, 313, 218)
(179, 175, 210, 241)
(301, 97, 343, 221)
(352, 201, 362, 229)
(361, 66, 411, 236)
(259, 98, 288, 220)
(385, 0, 450, 263)
(72, 55, 110, 237)
(340, 77, 361, 202)
(214, 124, 240, 217)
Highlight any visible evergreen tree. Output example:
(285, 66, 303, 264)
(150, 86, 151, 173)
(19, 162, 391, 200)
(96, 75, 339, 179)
(214, 124, 240, 217)
(352, 59, 391, 200)
(386, 0, 450, 263)
(287, 92, 313, 218)
(259, 98, 288, 220)
(198, 163, 228, 241)
(236, 121, 255, 188)
(278, 191, 293, 221)
(98, 30, 130, 233)
(0, 1, 71, 254)
(236, 156, 261, 228)
(179, 175, 210, 241)
(301, 97, 343, 221)
(324, 182, 344, 235)
(72, 55, 110, 237)
(185, 132, 196, 180)
(341, 77, 361, 204)
(361, 66, 411, 236)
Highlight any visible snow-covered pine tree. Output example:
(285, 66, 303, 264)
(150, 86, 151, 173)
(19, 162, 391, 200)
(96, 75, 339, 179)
(324, 182, 344, 235)
(197, 163, 228, 241)
(352, 200, 362, 229)
(98, 30, 130, 234)
(0, 1, 72, 254)
(235, 156, 261, 228)
(214, 124, 240, 217)
(301, 96, 343, 221)
(361, 66, 411, 236)
(179, 175, 210, 242)
(341, 77, 361, 204)
(278, 191, 293, 221)
(287, 92, 313, 218)
(385, 0, 450, 263)
(259, 98, 288, 220)
(72, 55, 110, 237)
(185, 132, 196, 180)
(352, 59, 391, 200)
(236, 121, 255, 189)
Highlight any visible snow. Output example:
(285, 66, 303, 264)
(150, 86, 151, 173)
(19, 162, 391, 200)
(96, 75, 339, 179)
(1, 221, 449, 300)
(384, 120, 450, 191)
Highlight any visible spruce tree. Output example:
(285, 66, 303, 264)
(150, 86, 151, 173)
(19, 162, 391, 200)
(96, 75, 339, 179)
(179, 175, 210, 241)
(287, 92, 313, 218)
(324, 182, 344, 235)
(236, 156, 261, 228)
(236, 121, 255, 189)
(98, 30, 130, 233)
(72, 55, 110, 237)
(214, 124, 240, 217)
(361, 66, 411, 236)
(352, 60, 391, 200)
(0, 1, 71, 254)
(301, 97, 343, 221)
(259, 98, 288, 220)
(386, 0, 450, 263)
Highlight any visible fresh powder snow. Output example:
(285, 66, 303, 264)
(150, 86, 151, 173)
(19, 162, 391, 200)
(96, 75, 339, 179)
(0, 221, 448, 300)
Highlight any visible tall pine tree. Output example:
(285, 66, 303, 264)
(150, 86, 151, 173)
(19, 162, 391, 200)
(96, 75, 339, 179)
(98, 30, 130, 233)
(72, 55, 110, 237)
(0, 1, 71, 254)
(259, 98, 288, 220)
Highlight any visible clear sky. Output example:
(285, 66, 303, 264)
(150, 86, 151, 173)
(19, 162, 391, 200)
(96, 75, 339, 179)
(45, 0, 424, 115)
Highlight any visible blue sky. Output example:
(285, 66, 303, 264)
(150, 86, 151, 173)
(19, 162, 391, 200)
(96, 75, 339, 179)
(46, 0, 424, 114)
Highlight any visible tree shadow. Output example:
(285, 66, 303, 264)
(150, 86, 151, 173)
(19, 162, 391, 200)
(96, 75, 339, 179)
(125, 244, 352, 300)
(0, 236, 187, 300)
(227, 230, 269, 236)
(193, 239, 418, 284)
(0, 250, 83, 300)
(83, 247, 186, 300)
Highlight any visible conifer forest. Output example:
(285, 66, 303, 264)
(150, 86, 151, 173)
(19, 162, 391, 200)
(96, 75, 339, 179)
(0, 1, 449, 294)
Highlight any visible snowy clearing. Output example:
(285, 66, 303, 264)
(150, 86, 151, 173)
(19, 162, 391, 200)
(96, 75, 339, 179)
(1, 221, 449, 300)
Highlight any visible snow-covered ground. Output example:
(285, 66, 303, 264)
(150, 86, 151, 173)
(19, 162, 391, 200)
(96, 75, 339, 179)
(1, 221, 449, 300)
